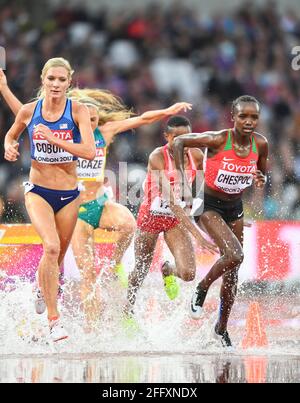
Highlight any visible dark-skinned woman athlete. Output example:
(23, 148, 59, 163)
(173, 95, 269, 348)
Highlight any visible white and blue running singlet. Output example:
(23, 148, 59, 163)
(27, 98, 81, 164)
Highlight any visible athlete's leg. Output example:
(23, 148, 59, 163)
(71, 219, 100, 323)
(25, 193, 61, 320)
(198, 211, 244, 291)
(99, 201, 136, 265)
(163, 223, 196, 282)
(216, 218, 244, 333)
(55, 198, 80, 267)
(191, 211, 243, 341)
(124, 229, 159, 315)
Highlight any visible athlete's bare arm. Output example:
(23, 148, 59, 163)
(149, 150, 217, 254)
(253, 133, 269, 188)
(173, 131, 226, 194)
(173, 131, 226, 169)
(100, 102, 192, 146)
(190, 148, 204, 171)
(4, 104, 33, 161)
(34, 102, 96, 160)
(0, 69, 22, 115)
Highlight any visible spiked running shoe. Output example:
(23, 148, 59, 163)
(163, 274, 180, 300)
(121, 314, 140, 338)
(49, 318, 68, 342)
(213, 324, 233, 348)
(114, 263, 128, 288)
(161, 261, 180, 300)
(35, 289, 46, 315)
(34, 284, 63, 315)
(190, 285, 208, 319)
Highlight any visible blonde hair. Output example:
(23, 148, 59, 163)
(74, 96, 100, 112)
(37, 57, 74, 99)
(68, 87, 134, 125)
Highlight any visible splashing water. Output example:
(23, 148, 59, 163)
(0, 269, 300, 359)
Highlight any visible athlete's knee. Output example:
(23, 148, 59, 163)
(176, 260, 196, 282)
(181, 270, 195, 282)
(225, 247, 244, 267)
(43, 240, 60, 259)
(231, 250, 244, 266)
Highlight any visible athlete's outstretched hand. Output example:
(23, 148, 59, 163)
(253, 170, 267, 188)
(0, 69, 7, 92)
(165, 102, 192, 115)
(4, 143, 20, 161)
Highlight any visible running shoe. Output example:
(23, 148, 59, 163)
(49, 318, 68, 342)
(35, 289, 46, 315)
(34, 272, 46, 315)
(213, 324, 232, 348)
(34, 285, 63, 314)
(121, 314, 140, 338)
(161, 261, 180, 300)
(190, 285, 208, 319)
(163, 275, 180, 300)
(114, 263, 128, 288)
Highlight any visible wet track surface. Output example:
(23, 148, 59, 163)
(0, 352, 299, 383)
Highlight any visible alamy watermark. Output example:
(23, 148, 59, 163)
(95, 163, 205, 217)
(0, 46, 6, 70)
(291, 46, 300, 71)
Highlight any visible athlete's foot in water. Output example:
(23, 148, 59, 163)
(34, 288, 46, 314)
(121, 309, 140, 338)
(112, 263, 128, 288)
(49, 316, 68, 343)
(213, 323, 233, 349)
(33, 273, 63, 315)
(161, 261, 180, 300)
(190, 284, 208, 319)
(34, 284, 64, 315)
(81, 295, 102, 331)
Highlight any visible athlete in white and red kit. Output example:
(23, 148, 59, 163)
(173, 95, 269, 347)
(124, 116, 217, 319)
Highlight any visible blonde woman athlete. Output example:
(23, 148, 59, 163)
(3, 58, 96, 342)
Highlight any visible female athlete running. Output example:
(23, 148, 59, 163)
(3, 58, 95, 342)
(173, 95, 269, 347)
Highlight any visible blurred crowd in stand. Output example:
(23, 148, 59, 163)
(0, 0, 300, 222)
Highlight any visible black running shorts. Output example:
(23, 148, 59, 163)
(195, 193, 243, 224)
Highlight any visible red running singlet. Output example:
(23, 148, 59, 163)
(137, 144, 197, 234)
(204, 129, 258, 195)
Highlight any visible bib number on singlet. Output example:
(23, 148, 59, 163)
(150, 196, 175, 217)
(77, 156, 105, 180)
(214, 169, 253, 194)
(33, 129, 74, 164)
(34, 142, 74, 163)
